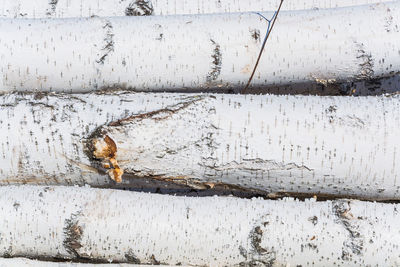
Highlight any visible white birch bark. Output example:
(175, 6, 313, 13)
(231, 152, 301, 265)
(1, 92, 399, 200)
(0, 0, 392, 18)
(0, 258, 151, 267)
(0, 185, 399, 266)
(1, 2, 399, 95)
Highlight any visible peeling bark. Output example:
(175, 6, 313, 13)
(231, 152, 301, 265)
(0, 185, 399, 266)
(0, 2, 399, 95)
(0, 0, 392, 18)
(0, 92, 399, 200)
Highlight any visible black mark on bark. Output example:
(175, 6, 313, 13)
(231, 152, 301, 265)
(46, 0, 58, 16)
(63, 212, 83, 258)
(241, 221, 275, 266)
(308, 216, 318, 226)
(355, 42, 374, 80)
(384, 8, 398, 33)
(150, 254, 161, 265)
(250, 29, 261, 42)
(97, 20, 114, 65)
(13, 202, 20, 211)
(125, 249, 141, 264)
(332, 201, 364, 261)
(125, 0, 154, 16)
(207, 39, 222, 83)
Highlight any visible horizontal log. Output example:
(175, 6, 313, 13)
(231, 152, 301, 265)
(0, 0, 392, 18)
(0, 2, 399, 95)
(1, 92, 399, 200)
(0, 258, 147, 266)
(0, 185, 399, 265)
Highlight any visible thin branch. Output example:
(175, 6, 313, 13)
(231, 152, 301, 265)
(241, 0, 284, 94)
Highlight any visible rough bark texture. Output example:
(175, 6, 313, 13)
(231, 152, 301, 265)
(0, 2, 399, 95)
(0, 0, 392, 18)
(0, 185, 399, 266)
(1, 92, 399, 200)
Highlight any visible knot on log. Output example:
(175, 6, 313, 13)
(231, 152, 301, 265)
(92, 135, 124, 183)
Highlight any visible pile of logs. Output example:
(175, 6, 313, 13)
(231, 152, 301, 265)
(0, 0, 399, 266)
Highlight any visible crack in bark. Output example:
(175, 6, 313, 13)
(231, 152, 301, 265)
(238, 73, 400, 96)
(332, 201, 364, 261)
(108, 95, 205, 126)
(27, 101, 55, 109)
(200, 158, 313, 173)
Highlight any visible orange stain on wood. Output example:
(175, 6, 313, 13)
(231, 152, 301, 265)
(93, 135, 124, 183)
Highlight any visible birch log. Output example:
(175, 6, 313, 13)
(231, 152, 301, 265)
(1, 2, 399, 95)
(1, 92, 399, 200)
(0, 185, 400, 266)
(0, 0, 393, 18)
(0, 258, 147, 267)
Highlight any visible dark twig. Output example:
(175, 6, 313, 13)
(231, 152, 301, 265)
(241, 0, 284, 94)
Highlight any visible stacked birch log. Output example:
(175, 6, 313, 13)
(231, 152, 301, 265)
(0, 0, 399, 266)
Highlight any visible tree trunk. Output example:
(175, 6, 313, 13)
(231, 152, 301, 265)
(0, 185, 399, 266)
(0, 0, 392, 18)
(1, 2, 399, 95)
(1, 92, 399, 200)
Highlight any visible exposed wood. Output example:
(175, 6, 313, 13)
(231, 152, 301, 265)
(0, 185, 399, 266)
(1, 92, 399, 200)
(0, 2, 399, 95)
(0, 0, 392, 18)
